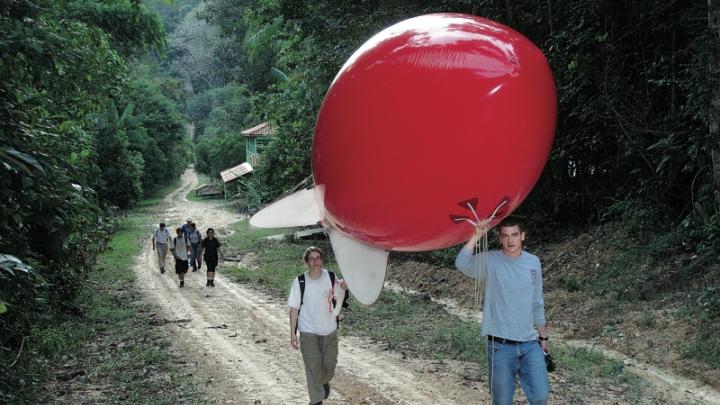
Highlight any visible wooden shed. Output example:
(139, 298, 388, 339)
(242, 122, 274, 166)
(220, 162, 253, 203)
(194, 184, 224, 199)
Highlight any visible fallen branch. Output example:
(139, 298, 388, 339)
(9, 336, 27, 367)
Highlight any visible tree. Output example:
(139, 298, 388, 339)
(710, 0, 720, 206)
(169, 3, 225, 92)
(93, 105, 144, 208)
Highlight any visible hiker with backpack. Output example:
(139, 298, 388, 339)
(151, 222, 172, 273)
(187, 222, 202, 272)
(170, 227, 191, 287)
(287, 246, 348, 405)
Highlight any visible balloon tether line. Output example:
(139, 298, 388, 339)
(467, 198, 507, 403)
(452, 198, 507, 226)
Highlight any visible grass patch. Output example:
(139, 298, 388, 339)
(684, 331, 720, 369)
(346, 291, 487, 364)
(683, 286, 720, 369)
(6, 187, 201, 403)
(553, 345, 648, 402)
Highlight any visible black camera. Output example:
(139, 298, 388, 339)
(543, 350, 556, 373)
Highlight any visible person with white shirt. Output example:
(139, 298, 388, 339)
(170, 227, 191, 287)
(151, 222, 172, 273)
(287, 247, 347, 405)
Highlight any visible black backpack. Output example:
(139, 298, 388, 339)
(295, 271, 350, 333)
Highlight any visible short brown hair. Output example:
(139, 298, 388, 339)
(303, 246, 325, 263)
(498, 216, 526, 233)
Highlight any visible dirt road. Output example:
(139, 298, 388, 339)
(134, 169, 487, 404)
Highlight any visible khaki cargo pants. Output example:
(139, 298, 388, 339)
(156, 242, 168, 271)
(299, 330, 338, 404)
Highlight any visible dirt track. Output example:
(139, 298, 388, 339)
(134, 169, 489, 404)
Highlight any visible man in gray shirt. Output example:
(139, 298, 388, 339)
(187, 222, 202, 272)
(455, 216, 549, 405)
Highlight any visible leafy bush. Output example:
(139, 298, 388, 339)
(698, 286, 720, 321)
(0, 0, 186, 395)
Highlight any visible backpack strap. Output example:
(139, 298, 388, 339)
(298, 273, 306, 305)
(295, 274, 306, 334)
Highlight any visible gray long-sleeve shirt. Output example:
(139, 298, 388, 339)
(455, 247, 546, 341)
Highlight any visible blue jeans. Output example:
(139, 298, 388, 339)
(190, 243, 201, 271)
(487, 339, 549, 405)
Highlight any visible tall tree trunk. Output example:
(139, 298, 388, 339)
(710, 0, 720, 206)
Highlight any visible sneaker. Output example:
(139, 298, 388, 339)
(192, 268, 197, 272)
(206, 280, 210, 287)
(210, 280, 215, 288)
(180, 280, 185, 288)
(160, 268, 165, 274)
(323, 383, 330, 399)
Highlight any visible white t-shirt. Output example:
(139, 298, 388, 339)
(154, 228, 171, 244)
(287, 269, 340, 336)
(170, 236, 190, 260)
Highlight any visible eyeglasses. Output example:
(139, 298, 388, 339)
(307, 256, 323, 262)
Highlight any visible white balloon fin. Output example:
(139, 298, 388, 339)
(249, 188, 322, 228)
(328, 229, 388, 305)
(331, 286, 346, 317)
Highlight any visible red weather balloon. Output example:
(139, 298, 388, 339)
(313, 14, 556, 251)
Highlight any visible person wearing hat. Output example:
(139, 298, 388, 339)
(182, 218, 192, 239)
(151, 222, 172, 273)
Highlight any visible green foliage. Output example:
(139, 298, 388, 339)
(697, 286, 720, 321)
(145, 0, 203, 34)
(93, 105, 145, 208)
(61, 0, 167, 56)
(168, 2, 226, 92)
(0, 0, 188, 395)
(231, 177, 266, 212)
(190, 85, 252, 176)
(1, 204, 201, 403)
(188, 85, 252, 138)
(125, 77, 190, 195)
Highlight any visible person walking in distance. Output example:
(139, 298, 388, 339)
(181, 218, 192, 238)
(200, 228, 221, 287)
(455, 216, 550, 405)
(170, 227, 191, 287)
(152, 222, 171, 273)
(288, 247, 347, 405)
(188, 222, 202, 272)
